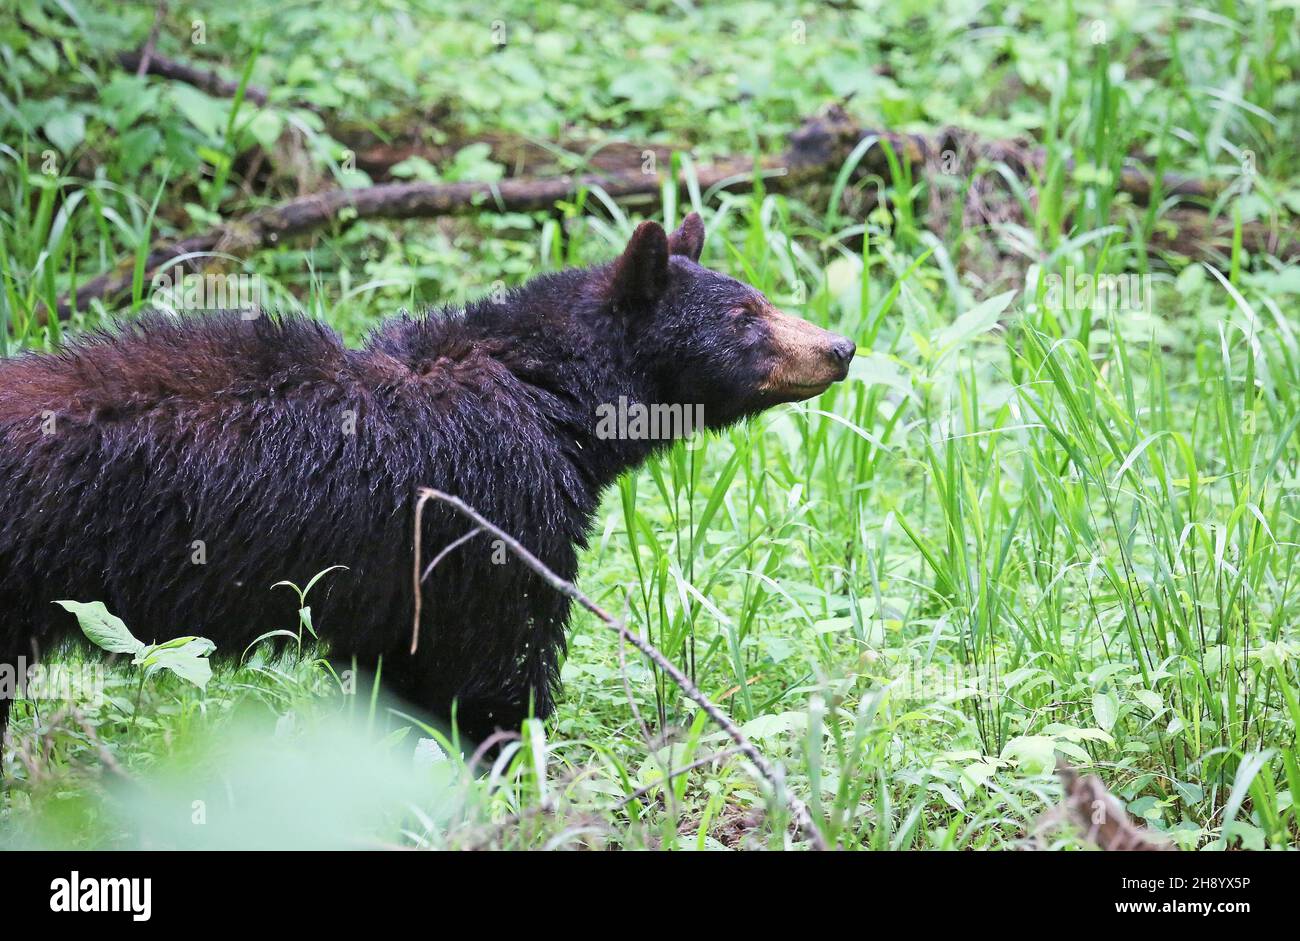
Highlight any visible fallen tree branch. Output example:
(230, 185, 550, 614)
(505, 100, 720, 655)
(117, 48, 271, 107)
(108, 48, 1237, 199)
(134, 1, 168, 77)
(780, 105, 1231, 202)
(46, 160, 763, 321)
(412, 487, 828, 851)
(112, 45, 657, 179)
(45, 102, 1295, 323)
(346, 133, 678, 182)
(101, 41, 1290, 219)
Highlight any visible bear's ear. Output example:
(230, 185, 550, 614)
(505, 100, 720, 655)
(667, 212, 705, 262)
(609, 220, 670, 310)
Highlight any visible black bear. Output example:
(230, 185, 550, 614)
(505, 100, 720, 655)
(0, 213, 854, 751)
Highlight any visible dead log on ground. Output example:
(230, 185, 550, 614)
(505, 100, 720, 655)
(44, 103, 1296, 322)
(118, 49, 274, 108)
(46, 158, 764, 322)
(109, 46, 1248, 202)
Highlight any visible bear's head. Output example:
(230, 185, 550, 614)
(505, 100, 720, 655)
(603, 213, 855, 429)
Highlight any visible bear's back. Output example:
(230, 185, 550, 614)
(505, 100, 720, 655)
(0, 311, 352, 428)
(0, 310, 589, 664)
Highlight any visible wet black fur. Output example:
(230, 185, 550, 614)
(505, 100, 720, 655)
(0, 218, 806, 749)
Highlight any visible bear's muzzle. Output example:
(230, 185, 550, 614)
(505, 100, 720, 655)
(758, 304, 856, 401)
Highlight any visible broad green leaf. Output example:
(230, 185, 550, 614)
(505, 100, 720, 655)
(1221, 751, 1271, 832)
(936, 289, 1015, 356)
(168, 85, 229, 140)
(1092, 689, 1119, 733)
(1001, 735, 1055, 773)
(1042, 723, 1114, 745)
(738, 712, 805, 742)
(1174, 780, 1204, 805)
(812, 616, 853, 634)
(55, 600, 144, 655)
(137, 637, 216, 690)
(43, 112, 85, 153)
(1134, 689, 1164, 713)
(847, 353, 912, 394)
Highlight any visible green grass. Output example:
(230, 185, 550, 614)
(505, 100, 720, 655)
(1, 0, 1299, 849)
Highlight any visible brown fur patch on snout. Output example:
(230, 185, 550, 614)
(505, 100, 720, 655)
(758, 304, 856, 401)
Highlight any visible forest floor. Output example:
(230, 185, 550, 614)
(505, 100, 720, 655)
(1, 0, 1298, 849)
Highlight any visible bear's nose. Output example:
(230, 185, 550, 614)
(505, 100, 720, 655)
(828, 337, 856, 366)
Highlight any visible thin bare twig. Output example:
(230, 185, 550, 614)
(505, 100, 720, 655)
(615, 746, 746, 810)
(410, 500, 482, 655)
(135, 1, 169, 77)
(414, 487, 827, 850)
(421, 526, 483, 584)
(466, 729, 522, 776)
(410, 492, 427, 656)
(615, 611, 657, 752)
(411, 523, 483, 654)
(615, 620, 679, 820)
